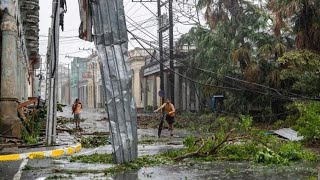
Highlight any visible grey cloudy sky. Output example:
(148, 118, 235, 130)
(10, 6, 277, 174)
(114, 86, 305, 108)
(39, 0, 203, 65)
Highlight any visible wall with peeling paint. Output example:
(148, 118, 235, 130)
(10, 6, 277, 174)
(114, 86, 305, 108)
(0, 0, 40, 137)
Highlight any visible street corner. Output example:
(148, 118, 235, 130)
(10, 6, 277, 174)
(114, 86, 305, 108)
(0, 143, 82, 162)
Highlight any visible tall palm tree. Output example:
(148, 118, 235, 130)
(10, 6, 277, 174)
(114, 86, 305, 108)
(268, 0, 320, 51)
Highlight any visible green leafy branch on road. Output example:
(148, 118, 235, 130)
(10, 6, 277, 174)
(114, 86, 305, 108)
(79, 135, 109, 148)
(172, 115, 318, 164)
(70, 153, 113, 164)
(68, 153, 172, 176)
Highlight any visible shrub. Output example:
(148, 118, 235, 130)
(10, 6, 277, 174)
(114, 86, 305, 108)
(294, 101, 320, 141)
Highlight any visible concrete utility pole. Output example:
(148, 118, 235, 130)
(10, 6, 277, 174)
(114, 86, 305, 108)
(0, 2, 20, 137)
(46, 0, 60, 145)
(168, 0, 175, 104)
(157, 0, 165, 106)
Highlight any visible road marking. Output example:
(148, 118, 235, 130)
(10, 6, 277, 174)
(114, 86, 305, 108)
(13, 159, 28, 180)
(76, 147, 100, 156)
(35, 177, 46, 180)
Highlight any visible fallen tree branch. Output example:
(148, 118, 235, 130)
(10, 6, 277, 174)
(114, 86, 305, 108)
(227, 135, 251, 142)
(174, 138, 205, 161)
(56, 127, 74, 133)
(80, 132, 110, 136)
(209, 128, 235, 155)
(18, 142, 45, 148)
(0, 135, 21, 139)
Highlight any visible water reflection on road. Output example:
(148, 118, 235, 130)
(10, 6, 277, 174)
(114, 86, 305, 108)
(112, 161, 318, 180)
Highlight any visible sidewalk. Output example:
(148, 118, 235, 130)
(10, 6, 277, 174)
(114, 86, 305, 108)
(0, 110, 84, 161)
(0, 107, 109, 161)
(0, 128, 82, 161)
(0, 143, 81, 161)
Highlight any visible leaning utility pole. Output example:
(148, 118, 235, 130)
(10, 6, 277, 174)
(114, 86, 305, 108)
(46, 0, 60, 145)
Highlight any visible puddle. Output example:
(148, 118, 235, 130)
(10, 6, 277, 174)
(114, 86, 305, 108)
(53, 159, 114, 170)
(111, 161, 319, 180)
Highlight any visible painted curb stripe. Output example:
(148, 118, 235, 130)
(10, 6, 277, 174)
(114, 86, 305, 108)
(75, 144, 81, 152)
(28, 152, 45, 159)
(0, 154, 21, 161)
(0, 143, 82, 161)
(51, 149, 64, 157)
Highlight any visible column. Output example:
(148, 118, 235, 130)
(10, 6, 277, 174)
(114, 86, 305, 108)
(182, 73, 186, 111)
(186, 80, 190, 111)
(174, 68, 180, 110)
(24, 67, 28, 100)
(0, 11, 20, 137)
(32, 74, 39, 97)
(152, 75, 157, 108)
(164, 72, 168, 99)
(16, 54, 20, 101)
(143, 77, 148, 109)
(133, 69, 141, 108)
(195, 87, 200, 112)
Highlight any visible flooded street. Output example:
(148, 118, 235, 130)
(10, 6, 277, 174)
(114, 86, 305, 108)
(113, 161, 318, 180)
(54, 108, 320, 179)
(1, 107, 318, 180)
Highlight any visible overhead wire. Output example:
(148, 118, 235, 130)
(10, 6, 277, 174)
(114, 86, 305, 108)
(129, 30, 320, 101)
(128, 30, 244, 91)
(126, 16, 158, 39)
(125, 13, 320, 101)
(140, 2, 157, 17)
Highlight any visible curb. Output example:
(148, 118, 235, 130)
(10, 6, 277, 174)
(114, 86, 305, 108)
(0, 143, 82, 161)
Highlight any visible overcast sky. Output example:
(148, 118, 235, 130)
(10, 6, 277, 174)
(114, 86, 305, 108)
(39, 0, 203, 66)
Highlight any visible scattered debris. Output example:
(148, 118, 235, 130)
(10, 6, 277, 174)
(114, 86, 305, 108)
(80, 135, 110, 148)
(80, 132, 110, 136)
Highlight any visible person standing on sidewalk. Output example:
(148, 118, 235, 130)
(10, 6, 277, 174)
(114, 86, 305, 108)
(154, 99, 176, 136)
(72, 99, 82, 129)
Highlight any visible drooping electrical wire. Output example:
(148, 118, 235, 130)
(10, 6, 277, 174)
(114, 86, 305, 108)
(129, 30, 320, 101)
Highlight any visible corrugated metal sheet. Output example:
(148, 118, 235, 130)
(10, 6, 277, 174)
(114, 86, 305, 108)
(274, 128, 303, 141)
(79, 0, 137, 164)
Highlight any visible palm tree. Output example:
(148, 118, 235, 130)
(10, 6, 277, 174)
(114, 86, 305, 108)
(268, 0, 320, 51)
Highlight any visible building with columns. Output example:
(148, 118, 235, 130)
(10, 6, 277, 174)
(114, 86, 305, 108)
(0, 0, 40, 137)
(71, 57, 89, 106)
(86, 52, 104, 109)
(67, 52, 105, 109)
(127, 46, 200, 112)
(128, 47, 155, 109)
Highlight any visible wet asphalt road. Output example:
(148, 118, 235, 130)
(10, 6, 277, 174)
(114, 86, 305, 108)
(1, 107, 319, 180)
(0, 160, 22, 180)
